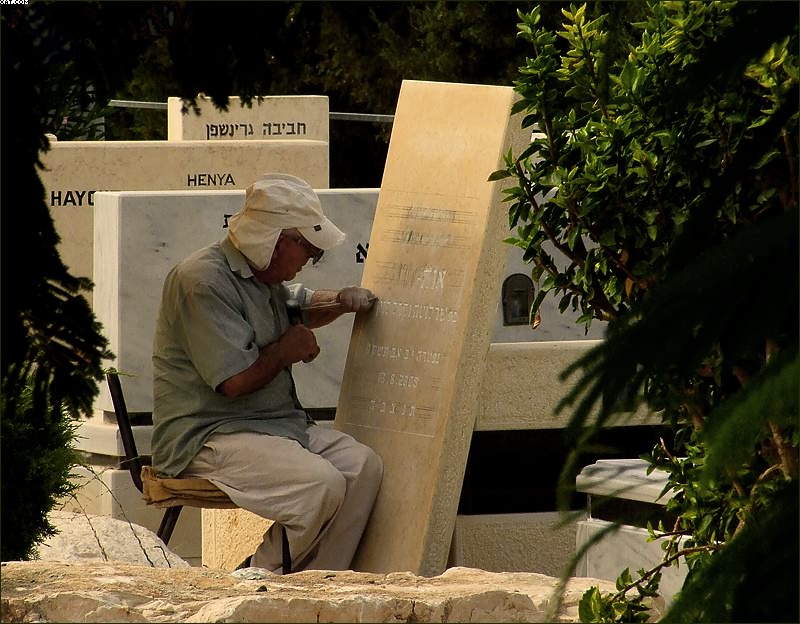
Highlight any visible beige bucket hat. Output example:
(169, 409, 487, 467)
(227, 173, 346, 270)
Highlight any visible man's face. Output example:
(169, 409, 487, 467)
(254, 230, 322, 283)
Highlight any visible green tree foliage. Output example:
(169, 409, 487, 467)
(102, 1, 548, 186)
(2, 1, 153, 560)
(493, 1, 798, 621)
(0, 371, 81, 561)
(306, 2, 541, 186)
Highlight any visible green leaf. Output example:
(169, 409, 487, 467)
(521, 113, 538, 129)
(751, 148, 780, 169)
(488, 169, 512, 182)
(509, 202, 522, 228)
(598, 229, 616, 246)
(541, 171, 562, 187)
(567, 225, 582, 251)
(616, 567, 633, 591)
(517, 141, 540, 162)
(578, 587, 599, 623)
(511, 98, 531, 115)
(620, 60, 639, 92)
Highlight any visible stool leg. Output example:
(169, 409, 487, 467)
(157, 506, 183, 545)
(281, 525, 291, 574)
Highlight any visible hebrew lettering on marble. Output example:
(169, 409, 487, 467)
(262, 121, 309, 137)
(356, 242, 370, 263)
(205, 123, 256, 139)
(202, 120, 311, 138)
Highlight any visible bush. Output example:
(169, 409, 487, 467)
(1, 364, 81, 561)
(495, 2, 798, 621)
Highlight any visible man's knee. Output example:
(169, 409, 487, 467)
(355, 444, 384, 490)
(313, 461, 347, 517)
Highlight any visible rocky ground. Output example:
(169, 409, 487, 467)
(0, 512, 622, 623)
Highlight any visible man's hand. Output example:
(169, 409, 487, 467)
(217, 325, 319, 397)
(337, 286, 377, 313)
(303, 287, 378, 328)
(278, 324, 320, 364)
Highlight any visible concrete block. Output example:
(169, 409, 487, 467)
(201, 508, 274, 570)
(448, 512, 585, 577)
(576, 518, 687, 604)
(576, 458, 674, 504)
(476, 342, 660, 431)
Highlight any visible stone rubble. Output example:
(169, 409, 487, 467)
(36, 511, 188, 568)
(0, 512, 620, 623)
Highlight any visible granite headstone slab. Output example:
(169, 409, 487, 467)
(334, 81, 523, 575)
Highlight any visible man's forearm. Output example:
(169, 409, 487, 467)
(304, 289, 346, 328)
(304, 287, 377, 328)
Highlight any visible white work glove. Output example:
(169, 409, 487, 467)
(337, 286, 377, 313)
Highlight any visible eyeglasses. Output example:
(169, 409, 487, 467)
(284, 233, 324, 265)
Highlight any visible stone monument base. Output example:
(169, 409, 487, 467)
(448, 512, 584, 577)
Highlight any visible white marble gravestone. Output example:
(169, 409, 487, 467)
(40, 138, 328, 293)
(333, 80, 526, 575)
(168, 95, 328, 142)
(93, 189, 376, 414)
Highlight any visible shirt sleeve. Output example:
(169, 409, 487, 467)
(173, 280, 262, 390)
(287, 282, 315, 306)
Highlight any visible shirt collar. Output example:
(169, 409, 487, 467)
(221, 235, 254, 278)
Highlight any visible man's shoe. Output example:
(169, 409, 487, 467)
(235, 555, 253, 570)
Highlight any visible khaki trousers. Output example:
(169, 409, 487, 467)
(181, 426, 383, 573)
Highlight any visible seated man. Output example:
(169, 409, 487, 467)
(151, 173, 383, 573)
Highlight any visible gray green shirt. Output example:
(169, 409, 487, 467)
(151, 236, 314, 477)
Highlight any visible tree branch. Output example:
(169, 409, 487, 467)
(516, 163, 619, 319)
(768, 420, 798, 479)
(610, 543, 724, 602)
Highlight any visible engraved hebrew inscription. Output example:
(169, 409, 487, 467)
(340, 189, 480, 438)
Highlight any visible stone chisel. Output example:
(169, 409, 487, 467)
(286, 296, 377, 324)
